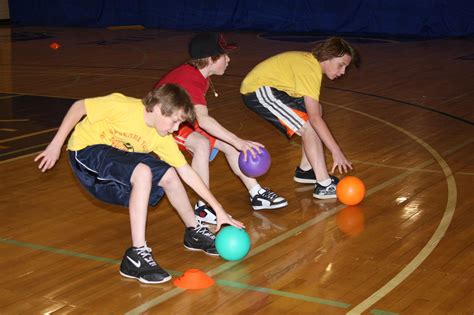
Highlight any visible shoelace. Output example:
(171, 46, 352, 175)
(135, 245, 157, 267)
(194, 223, 215, 240)
(258, 188, 279, 201)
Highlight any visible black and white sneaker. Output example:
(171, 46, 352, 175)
(119, 245, 171, 284)
(294, 167, 339, 185)
(184, 223, 219, 256)
(313, 182, 337, 199)
(251, 188, 288, 210)
(194, 202, 217, 225)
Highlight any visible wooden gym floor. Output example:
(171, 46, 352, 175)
(0, 26, 473, 314)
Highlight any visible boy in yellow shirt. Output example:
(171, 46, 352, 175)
(241, 37, 360, 199)
(35, 84, 244, 284)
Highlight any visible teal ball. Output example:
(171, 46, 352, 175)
(215, 226, 251, 261)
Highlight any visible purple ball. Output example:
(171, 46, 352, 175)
(238, 148, 271, 177)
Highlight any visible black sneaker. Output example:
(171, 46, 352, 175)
(194, 202, 217, 225)
(251, 187, 288, 210)
(184, 223, 219, 256)
(119, 246, 171, 284)
(294, 167, 340, 185)
(313, 182, 337, 199)
(294, 166, 317, 184)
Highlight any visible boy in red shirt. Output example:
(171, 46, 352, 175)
(156, 33, 287, 224)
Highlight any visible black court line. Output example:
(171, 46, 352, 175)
(325, 86, 474, 126)
(0, 94, 74, 160)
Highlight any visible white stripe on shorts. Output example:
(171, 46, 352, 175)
(256, 86, 305, 132)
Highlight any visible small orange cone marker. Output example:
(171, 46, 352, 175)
(173, 269, 215, 289)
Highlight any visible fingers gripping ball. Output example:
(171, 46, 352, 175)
(238, 148, 271, 177)
(336, 176, 366, 206)
(215, 226, 251, 261)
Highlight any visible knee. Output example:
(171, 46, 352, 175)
(131, 163, 152, 186)
(187, 135, 211, 158)
(300, 123, 317, 138)
(158, 167, 179, 188)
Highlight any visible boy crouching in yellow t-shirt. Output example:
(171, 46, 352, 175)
(240, 37, 360, 200)
(34, 83, 244, 284)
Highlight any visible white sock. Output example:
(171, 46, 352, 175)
(196, 200, 205, 207)
(249, 184, 262, 197)
(318, 178, 332, 187)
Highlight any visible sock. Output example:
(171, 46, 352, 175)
(318, 178, 332, 187)
(249, 184, 262, 197)
(196, 200, 205, 207)
(133, 242, 147, 250)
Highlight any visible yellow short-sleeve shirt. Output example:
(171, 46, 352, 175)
(67, 93, 186, 168)
(240, 51, 322, 101)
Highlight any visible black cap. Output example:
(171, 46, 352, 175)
(188, 33, 237, 59)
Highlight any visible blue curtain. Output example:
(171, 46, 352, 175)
(9, 0, 474, 37)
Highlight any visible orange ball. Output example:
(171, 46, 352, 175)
(336, 176, 366, 205)
(49, 42, 60, 50)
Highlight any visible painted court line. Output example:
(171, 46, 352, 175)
(0, 128, 58, 143)
(127, 102, 459, 314)
(0, 237, 355, 311)
(334, 103, 458, 315)
(124, 152, 435, 314)
(1, 102, 464, 313)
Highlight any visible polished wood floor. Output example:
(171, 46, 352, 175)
(0, 26, 473, 314)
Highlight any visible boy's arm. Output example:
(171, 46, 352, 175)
(304, 96, 352, 174)
(34, 100, 86, 172)
(194, 105, 263, 159)
(175, 163, 245, 230)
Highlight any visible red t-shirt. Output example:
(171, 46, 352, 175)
(155, 64, 208, 106)
(154, 64, 217, 153)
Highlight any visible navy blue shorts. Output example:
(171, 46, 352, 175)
(68, 145, 171, 207)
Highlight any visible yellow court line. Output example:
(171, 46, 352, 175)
(0, 128, 58, 144)
(0, 95, 22, 100)
(125, 102, 461, 314)
(319, 101, 458, 315)
(0, 151, 40, 164)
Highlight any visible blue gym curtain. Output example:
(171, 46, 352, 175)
(8, 0, 474, 37)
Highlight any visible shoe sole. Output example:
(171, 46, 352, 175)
(119, 271, 172, 284)
(252, 201, 288, 211)
(184, 244, 220, 257)
(293, 177, 317, 184)
(312, 194, 337, 200)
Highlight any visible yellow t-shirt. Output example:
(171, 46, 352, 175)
(240, 51, 322, 100)
(67, 93, 186, 168)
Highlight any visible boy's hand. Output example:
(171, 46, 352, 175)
(216, 213, 245, 231)
(34, 143, 62, 172)
(331, 151, 353, 174)
(236, 139, 264, 161)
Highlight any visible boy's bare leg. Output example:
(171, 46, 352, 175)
(158, 167, 197, 228)
(129, 163, 154, 247)
(129, 165, 197, 249)
(214, 139, 258, 190)
(299, 123, 330, 182)
(185, 132, 211, 187)
(299, 146, 312, 170)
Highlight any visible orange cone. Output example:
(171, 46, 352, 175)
(173, 269, 215, 289)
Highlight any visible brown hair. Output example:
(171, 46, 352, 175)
(142, 83, 195, 123)
(312, 37, 360, 67)
(187, 54, 223, 69)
